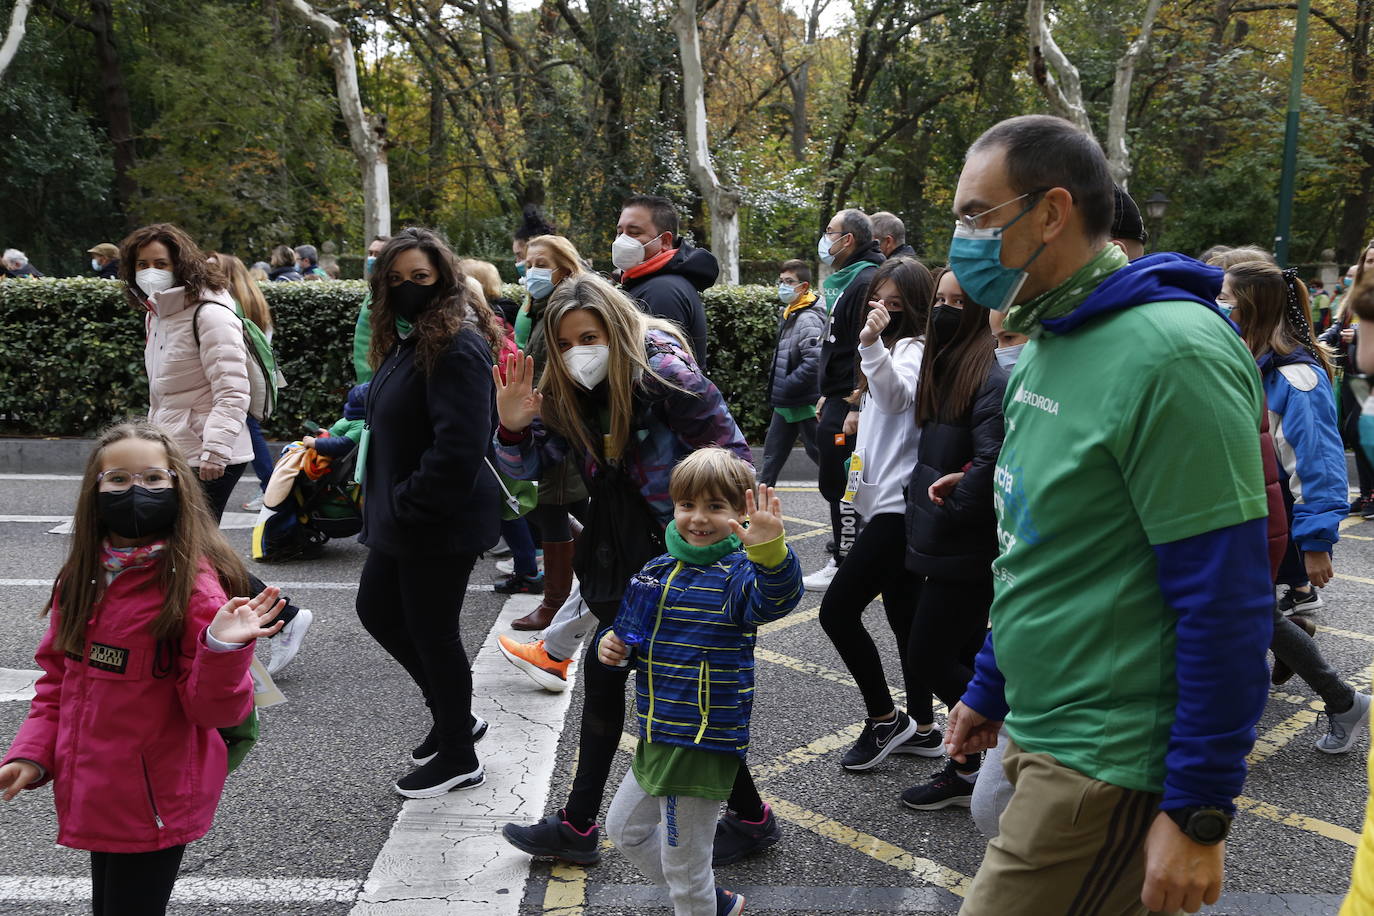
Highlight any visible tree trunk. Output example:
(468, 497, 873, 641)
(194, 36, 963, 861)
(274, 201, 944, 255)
(1337, 0, 1374, 263)
(1104, 0, 1164, 188)
(285, 0, 391, 240)
(1026, 0, 1092, 133)
(89, 0, 137, 225)
(0, 0, 32, 82)
(671, 0, 740, 283)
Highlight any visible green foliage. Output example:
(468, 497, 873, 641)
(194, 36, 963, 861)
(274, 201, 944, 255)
(0, 278, 781, 444)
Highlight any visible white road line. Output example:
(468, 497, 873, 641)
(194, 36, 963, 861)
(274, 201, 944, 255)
(0, 875, 361, 903)
(0, 474, 83, 481)
(0, 668, 40, 702)
(351, 594, 585, 915)
(0, 516, 70, 523)
(0, 579, 498, 592)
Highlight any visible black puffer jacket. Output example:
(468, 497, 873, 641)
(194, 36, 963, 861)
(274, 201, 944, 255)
(818, 243, 885, 398)
(904, 360, 1009, 579)
(361, 326, 500, 557)
(621, 240, 718, 370)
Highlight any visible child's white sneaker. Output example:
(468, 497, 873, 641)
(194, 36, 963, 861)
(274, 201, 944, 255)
(267, 607, 313, 676)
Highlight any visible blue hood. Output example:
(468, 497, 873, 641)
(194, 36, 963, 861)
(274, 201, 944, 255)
(345, 382, 370, 420)
(1040, 252, 1229, 336)
(1257, 344, 1320, 377)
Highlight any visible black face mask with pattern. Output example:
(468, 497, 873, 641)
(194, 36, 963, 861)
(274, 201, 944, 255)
(97, 486, 179, 539)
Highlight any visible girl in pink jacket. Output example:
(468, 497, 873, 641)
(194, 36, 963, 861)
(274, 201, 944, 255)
(0, 420, 285, 915)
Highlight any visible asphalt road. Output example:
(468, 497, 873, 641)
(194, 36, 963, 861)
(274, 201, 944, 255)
(0, 471, 1368, 915)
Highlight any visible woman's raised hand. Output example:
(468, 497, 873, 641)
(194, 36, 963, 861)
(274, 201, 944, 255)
(492, 351, 543, 433)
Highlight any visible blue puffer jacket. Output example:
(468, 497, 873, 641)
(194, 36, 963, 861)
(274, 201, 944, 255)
(608, 542, 803, 759)
(1258, 347, 1348, 551)
(768, 295, 826, 408)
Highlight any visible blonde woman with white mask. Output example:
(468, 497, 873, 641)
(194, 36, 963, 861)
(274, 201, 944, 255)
(491, 274, 782, 869)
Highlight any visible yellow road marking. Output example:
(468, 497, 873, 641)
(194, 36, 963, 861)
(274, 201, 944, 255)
(781, 514, 825, 528)
(1235, 795, 1361, 846)
(1317, 624, 1374, 643)
(787, 526, 834, 541)
(1344, 533, 1374, 541)
(1248, 706, 1321, 765)
(763, 795, 973, 896)
(1340, 516, 1366, 531)
(541, 862, 587, 915)
(759, 604, 820, 636)
(1337, 573, 1374, 586)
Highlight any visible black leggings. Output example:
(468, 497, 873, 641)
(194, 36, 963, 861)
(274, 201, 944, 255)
(91, 844, 185, 915)
(356, 548, 480, 762)
(197, 462, 300, 628)
(908, 574, 994, 715)
(817, 512, 930, 723)
(816, 398, 859, 560)
(563, 600, 765, 829)
(528, 499, 589, 542)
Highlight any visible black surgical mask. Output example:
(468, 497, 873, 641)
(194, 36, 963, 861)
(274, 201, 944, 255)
(929, 304, 963, 348)
(390, 281, 439, 321)
(97, 486, 179, 539)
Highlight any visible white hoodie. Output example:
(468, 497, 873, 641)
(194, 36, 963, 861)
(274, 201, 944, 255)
(849, 335, 923, 518)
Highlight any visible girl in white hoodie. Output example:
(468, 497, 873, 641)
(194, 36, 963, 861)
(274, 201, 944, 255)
(818, 256, 938, 772)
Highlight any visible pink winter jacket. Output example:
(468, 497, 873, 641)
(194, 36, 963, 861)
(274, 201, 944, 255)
(145, 286, 254, 470)
(2, 561, 254, 853)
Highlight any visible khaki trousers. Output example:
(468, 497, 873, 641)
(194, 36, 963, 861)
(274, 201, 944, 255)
(959, 737, 1180, 916)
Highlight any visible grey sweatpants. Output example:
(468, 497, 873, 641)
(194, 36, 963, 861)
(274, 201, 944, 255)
(971, 732, 1014, 838)
(1271, 604, 1355, 713)
(606, 769, 719, 916)
(543, 581, 594, 661)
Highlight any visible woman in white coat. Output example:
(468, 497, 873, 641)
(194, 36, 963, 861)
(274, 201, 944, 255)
(117, 223, 311, 673)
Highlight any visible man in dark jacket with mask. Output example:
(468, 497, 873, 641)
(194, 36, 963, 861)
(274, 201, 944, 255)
(805, 208, 885, 592)
(614, 195, 716, 369)
(872, 211, 917, 260)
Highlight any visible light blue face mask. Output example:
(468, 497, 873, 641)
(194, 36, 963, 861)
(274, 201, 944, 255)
(818, 233, 838, 267)
(364, 256, 376, 278)
(1216, 300, 1233, 319)
(995, 343, 1026, 370)
(946, 194, 1046, 312)
(778, 283, 798, 304)
(526, 267, 556, 300)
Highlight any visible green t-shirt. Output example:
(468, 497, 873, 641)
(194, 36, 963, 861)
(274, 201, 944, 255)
(353, 293, 374, 383)
(632, 741, 738, 801)
(992, 300, 1267, 793)
(776, 404, 817, 423)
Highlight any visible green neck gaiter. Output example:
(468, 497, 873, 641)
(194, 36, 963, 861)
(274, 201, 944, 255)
(395, 317, 414, 338)
(1003, 244, 1129, 338)
(665, 521, 742, 565)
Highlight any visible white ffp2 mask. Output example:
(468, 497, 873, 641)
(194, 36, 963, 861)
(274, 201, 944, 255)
(564, 344, 611, 389)
(135, 268, 175, 297)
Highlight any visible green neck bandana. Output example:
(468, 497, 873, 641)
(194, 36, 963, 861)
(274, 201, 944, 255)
(1003, 244, 1129, 338)
(820, 259, 872, 314)
(396, 317, 414, 338)
(665, 521, 741, 565)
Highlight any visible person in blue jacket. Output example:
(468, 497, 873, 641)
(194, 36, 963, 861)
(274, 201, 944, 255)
(1219, 258, 1370, 753)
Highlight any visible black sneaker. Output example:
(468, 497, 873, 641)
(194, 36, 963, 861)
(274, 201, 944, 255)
(394, 754, 484, 799)
(890, 726, 944, 757)
(501, 810, 601, 865)
(900, 761, 976, 810)
(411, 715, 490, 765)
(1278, 586, 1324, 617)
(1364, 501, 1374, 520)
(713, 803, 782, 866)
(494, 572, 545, 595)
(1350, 494, 1372, 515)
(841, 711, 919, 771)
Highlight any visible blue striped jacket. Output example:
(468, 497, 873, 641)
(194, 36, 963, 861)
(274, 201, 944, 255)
(611, 543, 803, 759)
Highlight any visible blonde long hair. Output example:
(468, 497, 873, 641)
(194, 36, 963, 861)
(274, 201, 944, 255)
(48, 420, 249, 655)
(1227, 259, 1336, 381)
(209, 251, 272, 332)
(538, 274, 686, 462)
(525, 235, 588, 291)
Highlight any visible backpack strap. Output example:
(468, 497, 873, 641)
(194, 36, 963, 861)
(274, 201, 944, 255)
(190, 300, 241, 349)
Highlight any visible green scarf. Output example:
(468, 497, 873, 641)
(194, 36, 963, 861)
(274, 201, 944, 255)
(820, 259, 872, 315)
(665, 521, 742, 565)
(1003, 245, 1129, 338)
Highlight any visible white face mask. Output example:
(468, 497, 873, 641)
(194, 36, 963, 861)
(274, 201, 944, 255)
(612, 233, 659, 271)
(135, 268, 175, 297)
(995, 343, 1026, 370)
(564, 344, 611, 389)
(90, 258, 102, 272)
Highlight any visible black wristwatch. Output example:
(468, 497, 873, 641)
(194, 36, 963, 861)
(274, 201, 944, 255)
(1164, 806, 1232, 845)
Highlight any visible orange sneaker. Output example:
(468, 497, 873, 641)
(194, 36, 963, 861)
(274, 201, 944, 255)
(498, 636, 571, 692)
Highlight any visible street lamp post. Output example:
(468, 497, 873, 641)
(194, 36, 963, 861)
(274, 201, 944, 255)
(1144, 191, 1170, 252)
(1275, 0, 1313, 267)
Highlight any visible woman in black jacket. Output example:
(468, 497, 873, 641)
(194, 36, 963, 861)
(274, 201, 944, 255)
(899, 268, 1008, 812)
(356, 228, 507, 799)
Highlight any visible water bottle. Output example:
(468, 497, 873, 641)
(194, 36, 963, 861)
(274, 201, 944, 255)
(611, 574, 662, 666)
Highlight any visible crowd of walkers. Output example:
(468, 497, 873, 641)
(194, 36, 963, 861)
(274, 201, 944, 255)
(5, 113, 1374, 915)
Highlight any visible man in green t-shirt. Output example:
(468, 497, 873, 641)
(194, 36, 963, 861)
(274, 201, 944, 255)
(943, 116, 1273, 916)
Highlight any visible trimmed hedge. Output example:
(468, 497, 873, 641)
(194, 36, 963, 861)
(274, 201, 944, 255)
(0, 278, 781, 443)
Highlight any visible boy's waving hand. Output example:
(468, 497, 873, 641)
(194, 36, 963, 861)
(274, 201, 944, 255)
(729, 485, 784, 546)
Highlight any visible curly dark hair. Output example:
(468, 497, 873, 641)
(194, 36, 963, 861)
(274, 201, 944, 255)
(117, 223, 226, 308)
(368, 227, 505, 375)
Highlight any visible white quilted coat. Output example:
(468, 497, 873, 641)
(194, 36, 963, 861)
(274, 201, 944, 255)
(144, 286, 253, 469)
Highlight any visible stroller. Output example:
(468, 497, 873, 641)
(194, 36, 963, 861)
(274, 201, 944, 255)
(251, 439, 363, 562)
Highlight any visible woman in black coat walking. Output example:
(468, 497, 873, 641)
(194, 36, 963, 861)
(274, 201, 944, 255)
(899, 268, 1008, 812)
(356, 227, 507, 799)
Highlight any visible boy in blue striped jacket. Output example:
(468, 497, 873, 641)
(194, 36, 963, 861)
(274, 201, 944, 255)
(598, 448, 803, 916)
